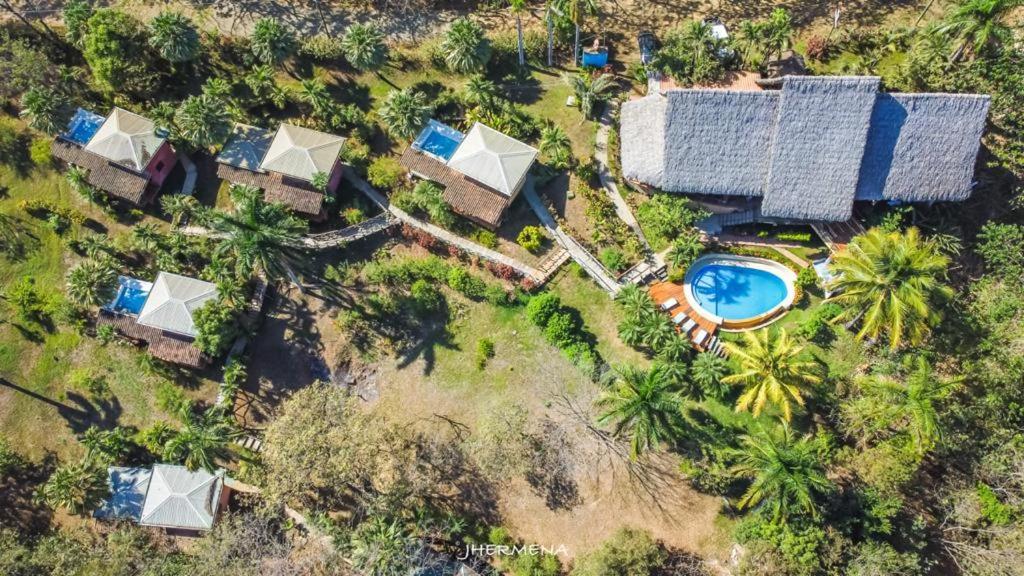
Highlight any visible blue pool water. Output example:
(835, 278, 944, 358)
(412, 120, 465, 161)
(62, 108, 105, 146)
(690, 263, 789, 320)
(106, 276, 153, 315)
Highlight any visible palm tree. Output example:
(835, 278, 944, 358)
(723, 329, 821, 422)
(36, 459, 108, 515)
(596, 364, 685, 458)
(207, 184, 308, 285)
(148, 11, 201, 64)
(691, 351, 730, 398)
(20, 85, 67, 135)
(613, 284, 653, 317)
(378, 88, 433, 140)
(442, 17, 492, 74)
(641, 311, 677, 352)
(933, 0, 1022, 61)
(617, 315, 646, 348)
(66, 260, 117, 307)
(827, 227, 953, 349)
(562, 72, 617, 120)
(341, 23, 388, 73)
(656, 334, 691, 364)
(667, 230, 703, 271)
(730, 426, 832, 521)
(161, 194, 201, 227)
(175, 93, 232, 150)
(554, 0, 598, 65)
(539, 123, 572, 167)
(245, 64, 288, 109)
(299, 77, 335, 121)
(132, 222, 162, 252)
(163, 408, 238, 472)
(510, 0, 527, 67)
(860, 358, 959, 455)
(351, 517, 417, 575)
(250, 18, 296, 67)
(760, 8, 794, 64)
(62, 0, 93, 48)
(65, 166, 99, 205)
(464, 75, 500, 110)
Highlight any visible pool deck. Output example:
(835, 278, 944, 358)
(648, 281, 719, 352)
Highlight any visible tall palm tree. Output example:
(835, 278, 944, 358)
(442, 17, 492, 74)
(163, 408, 238, 472)
(827, 227, 953, 349)
(641, 311, 677, 352)
(554, 0, 598, 65)
(299, 77, 334, 119)
(36, 459, 108, 515)
(614, 284, 653, 317)
(667, 230, 703, 270)
(464, 75, 500, 110)
(933, 0, 1023, 61)
(596, 364, 685, 458)
(730, 426, 832, 521)
(161, 193, 201, 227)
(250, 18, 296, 67)
(65, 166, 100, 206)
(510, 0, 527, 67)
(860, 358, 960, 455)
(562, 72, 617, 119)
(378, 88, 433, 140)
(723, 329, 821, 422)
(245, 64, 288, 109)
(132, 222, 162, 252)
(148, 11, 201, 64)
(341, 23, 388, 73)
(20, 86, 67, 135)
(539, 123, 572, 167)
(66, 260, 117, 307)
(691, 351, 730, 398)
(207, 184, 308, 286)
(175, 93, 233, 150)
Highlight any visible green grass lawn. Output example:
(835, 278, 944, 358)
(0, 163, 217, 460)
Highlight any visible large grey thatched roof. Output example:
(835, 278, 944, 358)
(620, 75, 990, 222)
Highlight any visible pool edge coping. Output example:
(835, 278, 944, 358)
(682, 254, 797, 331)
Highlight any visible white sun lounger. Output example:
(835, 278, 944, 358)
(660, 297, 678, 311)
(672, 312, 687, 324)
(681, 318, 696, 333)
(692, 329, 709, 346)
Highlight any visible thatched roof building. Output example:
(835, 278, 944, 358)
(620, 76, 990, 222)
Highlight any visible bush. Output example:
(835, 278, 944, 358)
(776, 230, 813, 243)
(847, 541, 919, 576)
(544, 311, 581, 348)
(978, 482, 1015, 525)
(341, 136, 372, 174)
(804, 35, 829, 61)
(470, 228, 498, 249)
(343, 207, 366, 225)
(0, 117, 26, 167)
(797, 302, 842, 344)
(600, 247, 627, 272)
(735, 517, 828, 576)
(192, 300, 240, 357)
(517, 225, 545, 253)
(636, 194, 709, 250)
(299, 34, 345, 61)
(571, 527, 668, 576)
(475, 338, 495, 369)
(409, 278, 444, 313)
(447, 267, 487, 300)
(526, 293, 562, 326)
(367, 156, 405, 190)
(29, 137, 52, 167)
(796, 266, 819, 291)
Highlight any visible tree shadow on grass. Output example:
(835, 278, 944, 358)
(526, 419, 582, 511)
(0, 377, 122, 435)
(395, 318, 460, 376)
(0, 452, 56, 535)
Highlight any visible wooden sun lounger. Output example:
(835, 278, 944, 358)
(681, 318, 696, 333)
(672, 312, 687, 324)
(692, 329, 709, 346)
(660, 297, 678, 311)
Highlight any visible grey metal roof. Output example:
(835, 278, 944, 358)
(139, 464, 224, 531)
(446, 123, 538, 197)
(856, 93, 990, 202)
(216, 123, 274, 172)
(136, 272, 218, 338)
(95, 466, 151, 521)
(619, 76, 990, 222)
(761, 76, 879, 221)
(662, 90, 779, 196)
(259, 124, 345, 182)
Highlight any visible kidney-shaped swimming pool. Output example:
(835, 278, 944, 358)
(684, 255, 797, 329)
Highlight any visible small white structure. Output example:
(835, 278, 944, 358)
(259, 124, 346, 182)
(446, 123, 538, 199)
(136, 272, 218, 338)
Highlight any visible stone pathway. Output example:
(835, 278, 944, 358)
(594, 102, 654, 257)
(522, 179, 621, 294)
(344, 171, 546, 283)
(302, 213, 396, 249)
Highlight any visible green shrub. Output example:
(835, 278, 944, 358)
(447, 267, 487, 300)
(475, 338, 495, 369)
(29, 137, 52, 167)
(341, 136, 371, 174)
(516, 225, 545, 253)
(192, 300, 240, 357)
(600, 247, 626, 272)
(543, 311, 581, 348)
(635, 194, 709, 250)
(367, 156, 405, 190)
(847, 541, 920, 576)
(0, 117, 26, 166)
(526, 293, 562, 326)
(343, 207, 366, 225)
(797, 302, 842, 344)
(796, 265, 819, 290)
(299, 34, 345, 61)
(470, 228, 498, 249)
(776, 230, 813, 243)
(978, 482, 1015, 525)
(409, 278, 444, 313)
(155, 382, 192, 414)
(484, 284, 511, 306)
(571, 527, 667, 576)
(95, 323, 116, 344)
(734, 517, 828, 576)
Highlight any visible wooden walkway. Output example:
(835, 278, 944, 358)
(812, 219, 865, 253)
(594, 102, 653, 256)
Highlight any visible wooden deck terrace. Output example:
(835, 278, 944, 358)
(648, 281, 719, 352)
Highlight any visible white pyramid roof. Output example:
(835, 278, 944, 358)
(84, 107, 166, 172)
(136, 272, 218, 338)
(258, 124, 345, 182)
(446, 123, 538, 197)
(139, 464, 223, 531)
